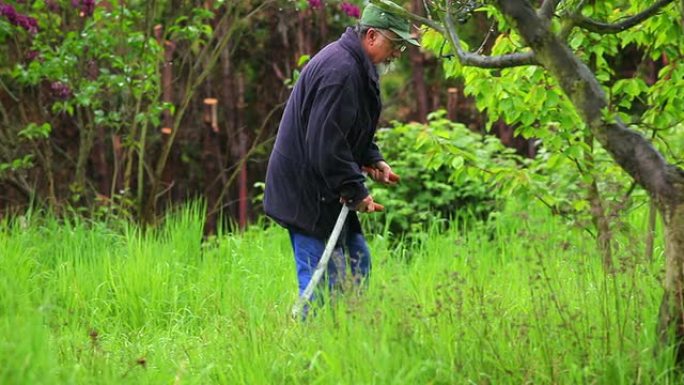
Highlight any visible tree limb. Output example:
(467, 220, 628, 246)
(497, 0, 681, 206)
(373, 0, 538, 68)
(372, 0, 444, 33)
(538, 0, 560, 19)
(444, 3, 538, 68)
(572, 0, 675, 34)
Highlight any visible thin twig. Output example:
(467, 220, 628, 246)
(572, 0, 675, 34)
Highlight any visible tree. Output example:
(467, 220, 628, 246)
(373, 0, 684, 361)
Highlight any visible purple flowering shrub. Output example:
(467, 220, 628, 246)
(339, 2, 360, 18)
(304, 0, 361, 19)
(307, 0, 322, 9)
(0, 2, 38, 34)
(72, 0, 96, 17)
(50, 81, 72, 100)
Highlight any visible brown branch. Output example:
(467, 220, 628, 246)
(442, 3, 538, 68)
(145, 1, 273, 222)
(572, 0, 675, 34)
(497, 0, 680, 205)
(372, 0, 444, 33)
(373, 0, 537, 68)
(538, 0, 560, 19)
(207, 101, 284, 217)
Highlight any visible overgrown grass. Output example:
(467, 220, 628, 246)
(0, 201, 677, 384)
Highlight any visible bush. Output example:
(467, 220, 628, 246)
(366, 111, 517, 237)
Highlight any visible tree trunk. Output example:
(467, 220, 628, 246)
(410, 0, 429, 122)
(646, 199, 658, 261)
(203, 98, 220, 235)
(73, 107, 95, 202)
(447, 87, 458, 122)
(585, 134, 614, 272)
(237, 74, 248, 230)
(93, 123, 110, 196)
(498, 0, 684, 361)
(660, 205, 684, 362)
(588, 178, 614, 272)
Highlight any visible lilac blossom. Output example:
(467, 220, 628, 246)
(72, 0, 96, 17)
(50, 82, 72, 100)
(0, 3, 39, 34)
(25, 50, 40, 61)
(340, 2, 360, 18)
(308, 0, 323, 9)
(46, 0, 60, 13)
(81, 0, 95, 17)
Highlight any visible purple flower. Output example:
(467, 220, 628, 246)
(50, 81, 72, 100)
(0, 3, 39, 34)
(81, 0, 95, 17)
(71, 0, 96, 17)
(19, 15, 38, 34)
(340, 2, 360, 18)
(308, 0, 323, 9)
(25, 50, 40, 61)
(0, 4, 19, 24)
(46, 0, 60, 13)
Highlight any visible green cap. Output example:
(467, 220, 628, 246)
(360, 3, 420, 47)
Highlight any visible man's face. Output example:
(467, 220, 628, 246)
(366, 28, 405, 64)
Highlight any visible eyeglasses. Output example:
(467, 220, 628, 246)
(375, 29, 406, 53)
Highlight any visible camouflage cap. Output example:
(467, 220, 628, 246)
(359, 3, 420, 46)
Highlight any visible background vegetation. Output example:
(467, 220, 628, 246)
(1, 0, 683, 382)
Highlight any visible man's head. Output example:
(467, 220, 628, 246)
(358, 3, 420, 65)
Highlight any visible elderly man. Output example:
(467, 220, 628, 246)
(264, 3, 419, 306)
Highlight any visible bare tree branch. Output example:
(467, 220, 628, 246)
(572, 0, 675, 34)
(538, 0, 561, 19)
(372, 0, 538, 68)
(372, 0, 444, 33)
(442, 2, 538, 68)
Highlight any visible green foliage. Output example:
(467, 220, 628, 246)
(284, 54, 311, 88)
(11, 4, 165, 124)
(18, 122, 51, 140)
(368, 111, 519, 236)
(417, 0, 682, 235)
(0, 154, 35, 176)
(0, 201, 676, 383)
(0, 122, 51, 179)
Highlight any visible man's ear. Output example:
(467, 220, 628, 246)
(366, 28, 377, 44)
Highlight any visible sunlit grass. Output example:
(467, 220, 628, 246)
(0, 201, 677, 384)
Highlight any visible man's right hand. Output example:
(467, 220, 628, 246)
(355, 195, 384, 213)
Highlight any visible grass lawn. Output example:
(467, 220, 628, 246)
(0, 201, 676, 384)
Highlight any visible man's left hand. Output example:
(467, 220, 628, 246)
(363, 161, 399, 185)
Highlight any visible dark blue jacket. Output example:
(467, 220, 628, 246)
(264, 28, 384, 238)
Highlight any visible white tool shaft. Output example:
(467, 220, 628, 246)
(291, 204, 350, 318)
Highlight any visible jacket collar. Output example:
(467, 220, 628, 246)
(338, 27, 380, 94)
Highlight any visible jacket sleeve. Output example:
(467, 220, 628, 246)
(305, 82, 368, 205)
(362, 140, 384, 166)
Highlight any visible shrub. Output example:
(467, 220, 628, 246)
(366, 111, 518, 237)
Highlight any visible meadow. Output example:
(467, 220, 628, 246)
(0, 201, 677, 384)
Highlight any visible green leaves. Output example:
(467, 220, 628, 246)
(366, 113, 520, 236)
(0, 155, 35, 177)
(18, 123, 52, 140)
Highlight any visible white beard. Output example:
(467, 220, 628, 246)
(376, 61, 395, 76)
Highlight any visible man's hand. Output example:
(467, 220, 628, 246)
(354, 195, 384, 213)
(363, 161, 399, 185)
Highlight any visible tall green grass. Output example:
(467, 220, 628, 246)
(0, 201, 677, 384)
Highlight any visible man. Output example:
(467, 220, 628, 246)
(264, 3, 419, 303)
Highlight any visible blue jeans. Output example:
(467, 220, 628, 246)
(288, 229, 371, 297)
